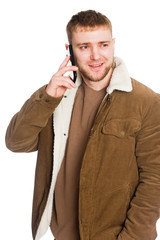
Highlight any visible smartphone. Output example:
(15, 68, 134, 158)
(68, 44, 77, 83)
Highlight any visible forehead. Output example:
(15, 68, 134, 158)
(71, 26, 112, 45)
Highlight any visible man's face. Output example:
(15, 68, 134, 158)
(71, 26, 115, 82)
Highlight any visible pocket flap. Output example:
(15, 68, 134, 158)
(102, 119, 141, 138)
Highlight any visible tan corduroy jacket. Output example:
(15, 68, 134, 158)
(6, 58, 160, 240)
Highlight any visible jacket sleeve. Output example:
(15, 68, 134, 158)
(5, 85, 62, 152)
(118, 93, 160, 240)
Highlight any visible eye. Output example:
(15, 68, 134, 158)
(102, 43, 109, 47)
(80, 45, 88, 50)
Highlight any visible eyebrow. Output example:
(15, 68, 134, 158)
(76, 41, 111, 47)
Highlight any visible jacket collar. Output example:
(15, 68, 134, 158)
(68, 56, 133, 95)
(107, 57, 132, 94)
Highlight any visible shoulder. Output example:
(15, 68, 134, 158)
(113, 78, 160, 121)
(131, 78, 159, 98)
(130, 78, 160, 118)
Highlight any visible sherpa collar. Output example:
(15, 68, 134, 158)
(107, 57, 132, 94)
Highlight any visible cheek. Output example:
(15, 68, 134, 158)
(75, 57, 82, 67)
(103, 51, 114, 63)
(103, 47, 114, 57)
(75, 54, 88, 66)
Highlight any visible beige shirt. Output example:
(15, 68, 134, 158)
(50, 82, 106, 240)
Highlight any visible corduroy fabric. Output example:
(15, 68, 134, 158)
(5, 58, 160, 240)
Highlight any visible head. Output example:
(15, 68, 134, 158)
(66, 10, 112, 44)
(66, 10, 115, 83)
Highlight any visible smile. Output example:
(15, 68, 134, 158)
(89, 63, 103, 69)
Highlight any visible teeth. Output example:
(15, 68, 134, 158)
(91, 64, 102, 67)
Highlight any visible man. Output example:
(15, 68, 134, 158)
(5, 10, 160, 240)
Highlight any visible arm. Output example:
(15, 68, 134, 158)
(5, 85, 62, 152)
(5, 56, 78, 153)
(118, 94, 160, 240)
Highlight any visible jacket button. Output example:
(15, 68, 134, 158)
(82, 176, 86, 181)
(107, 96, 111, 102)
(45, 99, 49, 103)
(39, 93, 43, 98)
(120, 131, 125, 136)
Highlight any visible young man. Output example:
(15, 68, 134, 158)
(6, 10, 160, 240)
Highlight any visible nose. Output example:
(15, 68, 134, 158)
(90, 46, 101, 60)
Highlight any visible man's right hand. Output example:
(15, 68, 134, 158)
(46, 56, 78, 98)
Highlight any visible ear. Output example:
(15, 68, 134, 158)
(65, 44, 69, 50)
(112, 38, 115, 54)
(112, 38, 115, 45)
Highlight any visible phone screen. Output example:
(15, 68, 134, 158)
(68, 45, 77, 83)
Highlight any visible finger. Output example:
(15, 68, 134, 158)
(55, 78, 77, 89)
(56, 65, 78, 77)
(56, 76, 77, 87)
(58, 56, 70, 70)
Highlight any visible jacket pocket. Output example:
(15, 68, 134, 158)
(102, 118, 141, 138)
(91, 184, 131, 239)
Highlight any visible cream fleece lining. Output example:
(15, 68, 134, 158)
(35, 57, 132, 240)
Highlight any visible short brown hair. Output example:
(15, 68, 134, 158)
(66, 10, 112, 43)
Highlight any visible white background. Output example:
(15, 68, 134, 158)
(0, 0, 160, 239)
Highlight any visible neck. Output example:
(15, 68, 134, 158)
(82, 67, 114, 91)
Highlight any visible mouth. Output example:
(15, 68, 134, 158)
(89, 63, 103, 69)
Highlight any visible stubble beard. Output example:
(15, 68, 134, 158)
(78, 61, 114, 82)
